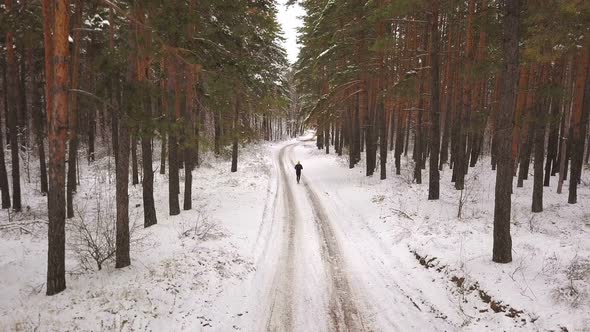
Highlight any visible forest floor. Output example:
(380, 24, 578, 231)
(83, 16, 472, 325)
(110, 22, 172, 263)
(1, 135, 589, 331)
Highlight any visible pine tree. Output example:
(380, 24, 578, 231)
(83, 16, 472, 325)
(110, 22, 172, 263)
(44, 0, 69, 295)
(5, 0, 22, 212)
(428, 0, 441, 200)
(492, 0, 520, 264)
(66, 0, 83, 219)
(0, 60, 10, 208)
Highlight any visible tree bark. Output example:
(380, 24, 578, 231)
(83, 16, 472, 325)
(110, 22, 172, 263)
(338, 122, 344, 156)
(214, 110, 221, 156)
(184, 65, 197, 210)
(67, 0, 83, 219)
(568, 46, 590, 204)
(115, 102, 130, 268)
(142, 95, 157, 228)
(0, 60, 10, 208)
(379, 97, 387, 180)
(395, 105, 406, 175)
(493, 0, 520, 264)
(159, 66, 167, 175)
(137, 7, 156, 228)
(44, 0, 69, 295)
(512, 66, 530, 171)
(325, 124, 330, 155)
(353, 96, 361, 165)
(29, 48, 49, 195)
(109, 6, 118, 168)
(490, 76, 501, 170)
(414, 97, 424, 184)
(168, 57, 180, 216)
(6, 0, 22, 212)
(347, 105, 355, 168)
(544, 65, 562, 186)
(532, 65, 549, 212)
(317, 124, 324, 149)
(131, 135, 139, 185)
(429, 3, 441, 200)
(115, 2, 142, 268)
(231, 97, 239, 173)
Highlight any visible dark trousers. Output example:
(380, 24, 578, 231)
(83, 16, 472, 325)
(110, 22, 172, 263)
(296, 172, 301, 183)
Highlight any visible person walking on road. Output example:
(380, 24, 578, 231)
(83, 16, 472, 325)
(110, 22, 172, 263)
(295, 161, 303, 184)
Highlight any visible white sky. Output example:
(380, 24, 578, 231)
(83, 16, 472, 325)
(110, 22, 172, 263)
(277, 0, 305, 64)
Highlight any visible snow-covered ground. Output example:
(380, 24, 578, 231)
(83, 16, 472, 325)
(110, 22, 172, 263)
(281, 136, 590, 332)
(0, 144, 273, 331)
(1, 136, 589, 331)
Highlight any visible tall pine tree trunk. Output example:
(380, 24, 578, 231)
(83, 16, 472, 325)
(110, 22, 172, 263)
(395, 103, 406, 175)
(557, 58, 574, 193)
(429, 3, 441, 200)
(325, 124, 330, 154)
(6, 0, 21, 212)
(168, 57, 180, 216)
(67, 0, 83, 219)
(184, 67, 196, 210)
(115, 100, 130, 268)
(108, 6, 118, 168)
(0, 60, 10, 208)
(532, 65, 549, 212)
(115, 4, 143, 268)
(544, 65, 562, 186)
(231, 96, 239, 173)
(160, 80, 170, 175)
(379, 98, 387, 180)
(44, 0, 69, 295)
(347, 105, 356, 168)
(142, 116, 157, 227)
(513, 66, 530, 173)
(30, 45, 48, 195)
(493, 0, 520, 264)
(138, 5, 156, 227)
(142, 92, 157, 228)
(214, 110, 221, 156)
(131, 135, 139, 185)
(568, 46, 590, 204)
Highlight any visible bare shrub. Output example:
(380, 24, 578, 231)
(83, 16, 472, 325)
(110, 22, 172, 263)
(552, 254, 590, 308)
(177, 208, 218, 241)
(67, 177, 144, 271)
(400, 159, 416, 185)
(457, 165, 482, 219)
(536, 252, 560, 279)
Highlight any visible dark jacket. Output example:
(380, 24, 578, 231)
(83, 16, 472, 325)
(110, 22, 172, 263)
(295, 164, 303, 174)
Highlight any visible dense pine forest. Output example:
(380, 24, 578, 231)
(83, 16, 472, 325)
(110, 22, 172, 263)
(0, 0, 589, 330)
(1, 0, 297, 295)
(292, 0, 590, 262)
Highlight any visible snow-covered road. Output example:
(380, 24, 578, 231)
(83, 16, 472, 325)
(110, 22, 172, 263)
(2, 138, 587, 331)
(237, 140, 461, 331)
(263, 142, 366, 331)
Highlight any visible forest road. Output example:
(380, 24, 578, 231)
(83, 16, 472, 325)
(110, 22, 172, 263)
(264, 142, 368, 332)
(257, 139, 459, 332)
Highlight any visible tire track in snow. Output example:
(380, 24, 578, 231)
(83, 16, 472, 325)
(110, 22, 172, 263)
(284, 143, 367, 332)
(303, 181, 368, 331)
(295, 140, 458, 331)
(265, 143, 299, 331)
